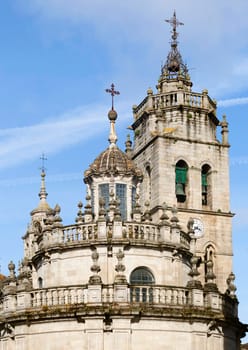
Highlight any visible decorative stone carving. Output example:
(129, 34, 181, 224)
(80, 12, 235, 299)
(114, 249, 127, 284)
(75, 201, 84, 224)
(226, 272, 237, 298)
(89, 248, 102, 284)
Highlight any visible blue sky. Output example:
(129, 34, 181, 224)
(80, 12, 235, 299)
(0, 0, 247, 338)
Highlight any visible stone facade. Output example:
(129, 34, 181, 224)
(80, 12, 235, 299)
(0, 11, 246, 350)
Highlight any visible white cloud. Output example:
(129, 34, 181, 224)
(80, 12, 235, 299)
(0, 102, 131, 169)
(218, 97, 248, 107)
(230, 157, 248, 166)
(0, 172, 82, 187)
(14, 0, 248, 97)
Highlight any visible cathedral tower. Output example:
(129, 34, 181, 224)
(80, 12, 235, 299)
(132, 11, 232, 292)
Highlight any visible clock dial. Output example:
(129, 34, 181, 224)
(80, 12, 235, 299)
(192, 218, 204, 237)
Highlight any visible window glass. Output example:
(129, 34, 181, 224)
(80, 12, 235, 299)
(132, 186, 136, 211)
(116, 183, 127, 220)
(99, 184, 109, 209)
(130, 267, 155, 284)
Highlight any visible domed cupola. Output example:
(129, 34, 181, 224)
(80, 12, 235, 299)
(85, 145, 141, 177)
(84, 84, 142, 221)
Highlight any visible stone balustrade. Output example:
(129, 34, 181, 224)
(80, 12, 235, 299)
(133, 91, 215, 117)
(1, 283, 236, 318)
(62, 224, 98, 243)
(51, 222, 190, 249)
(122, 223, 159, 241)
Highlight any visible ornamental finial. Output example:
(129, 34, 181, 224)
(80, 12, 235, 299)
(163, 11, 189, 79)
(105, 83, 120, 110)
(165, 10, 184, 48)
(39, 154, 48, 203)
(105, 83, 120, 147)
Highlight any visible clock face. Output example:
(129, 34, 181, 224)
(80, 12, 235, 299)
(192, 218, 204, 237)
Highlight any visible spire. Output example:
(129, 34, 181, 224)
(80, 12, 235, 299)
(163, 11, 189, 79)
(31, 154, 51, 214)
(106, 83, 120, 147)
(39, 170, 48, 203)
(38, 153, 49, 209)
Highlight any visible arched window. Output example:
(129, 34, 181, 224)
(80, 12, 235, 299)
(38, 277, 43, 289)
(130, 267, 154, 303)
(201, 164, 211, 206)
(175, 160, 188, 203)
(145, 165, 151, 202)
(98, 183, 127, 220)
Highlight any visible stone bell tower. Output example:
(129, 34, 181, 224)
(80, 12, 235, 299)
(131, 11, 232, 293)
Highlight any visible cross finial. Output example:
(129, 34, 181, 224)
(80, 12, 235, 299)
(165, 11, 184, 32)
(105, 83, 120, 110)
(165, 11, 184, 43)
(40, 153, 47, 173)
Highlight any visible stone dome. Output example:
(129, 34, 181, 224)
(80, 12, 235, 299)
(84, 145, 142, 179)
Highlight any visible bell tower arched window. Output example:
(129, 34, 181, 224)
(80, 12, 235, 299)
(175, 160, 188, 203)
(201, 164, 211, 206)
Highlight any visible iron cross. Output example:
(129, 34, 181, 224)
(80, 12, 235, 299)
(105, 83, 120, 110)
(165, 11, 184, 31)
(40, 153, 47, 172)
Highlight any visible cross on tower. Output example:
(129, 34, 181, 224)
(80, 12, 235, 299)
(105, 83, 120, 110)
(165, 11, 184, 31)
(165, 11, 184, 42)
(40, 153, 47, 173)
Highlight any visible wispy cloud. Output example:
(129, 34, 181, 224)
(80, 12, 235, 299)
(0, 172, 82, 187)
(230, 157, 248, 166)
(0, 101, 132, 170)
(218, 97, 248, 107)
(15, 0, 248, 96)
(0, 106, 102, 169)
